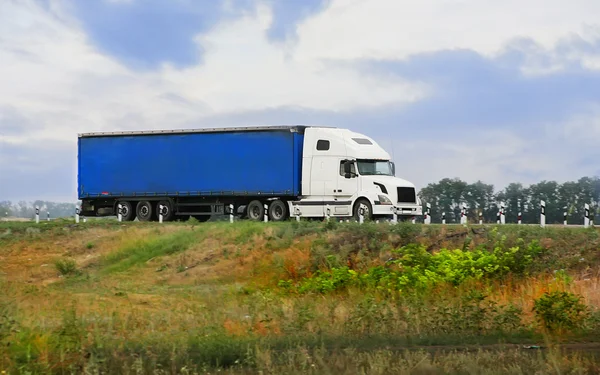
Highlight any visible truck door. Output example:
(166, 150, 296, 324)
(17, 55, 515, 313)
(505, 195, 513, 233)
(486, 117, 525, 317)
(334, 160, 359, 216)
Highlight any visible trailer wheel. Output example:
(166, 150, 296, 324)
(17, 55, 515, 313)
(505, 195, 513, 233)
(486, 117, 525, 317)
(246, 200, 264, 221)
(136, 201, 155, 222)
(157, 200, 174, 221)
(117, 201, 136, 221)
(268, 200, 288, 221)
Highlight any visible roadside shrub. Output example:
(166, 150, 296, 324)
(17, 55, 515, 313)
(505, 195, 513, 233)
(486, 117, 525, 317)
(284, 240, 546, 295)
(54, 258, 80, 277)
(533, 291, 589, 334)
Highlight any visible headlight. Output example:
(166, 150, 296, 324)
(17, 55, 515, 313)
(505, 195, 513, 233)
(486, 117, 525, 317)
(378, 195, 393, 205)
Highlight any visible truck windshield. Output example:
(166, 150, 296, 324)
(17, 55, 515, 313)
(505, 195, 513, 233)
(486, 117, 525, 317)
(356, 160, 394, 176)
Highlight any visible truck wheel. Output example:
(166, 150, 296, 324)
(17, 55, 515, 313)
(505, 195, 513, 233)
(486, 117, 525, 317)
(246, 200, 264, 221)
(157, 200, 175, 221)
(117, 201, 136, 221)
(353, 199, 372, 222)
(268, 200, 288, 221)
(136, 201, 155, 222)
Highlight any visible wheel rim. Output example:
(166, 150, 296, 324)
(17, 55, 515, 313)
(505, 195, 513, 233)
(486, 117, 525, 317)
(249, 204, 261, 220)
(159, 202, 169, 218)
(272, 203, 284, 220)
(122, 206, 129, 216)
(357, 202, 370, 219)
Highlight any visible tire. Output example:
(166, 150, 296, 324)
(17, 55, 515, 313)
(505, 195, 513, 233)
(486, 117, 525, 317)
(157, 200, 175, 222)
(117, 201, 136, 221)
(136, 201, 155, 222)
(268, 200, 288, 222)
(247, 200, 264, 221)
(353, 198, 373, 222)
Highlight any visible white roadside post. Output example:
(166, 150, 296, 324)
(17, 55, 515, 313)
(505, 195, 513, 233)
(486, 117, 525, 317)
(117, 204, 123, 222)
(518, 212, 522, 225)
(263, 204, 268, 223)
(229, 204, 234, 224)
(584, 203, 590, 228)
(392, 207, 398, 224)
(540, 200, 546, 228)
(442, 211, 446, 225)
(294, 205, 301, 222)
(592, 204, 596, 227)
(496, 211, 500, 224)
(359, 207, 365, 225)
(563, 207, 568, 226)
(75, 207, 80, 224)
(462, 204, 467, 226)
(35, 206, 39, 224)
(424, 203, 431, 225)
(500, 202, 506, 225)
(83, 216, 87, 223)
(158, 204, 164, 224)
(326, 204, 331, 222)
(479, 211, 483, 225)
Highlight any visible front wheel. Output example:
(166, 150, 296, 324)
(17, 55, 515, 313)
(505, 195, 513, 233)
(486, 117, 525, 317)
(353, 198, 372, 222)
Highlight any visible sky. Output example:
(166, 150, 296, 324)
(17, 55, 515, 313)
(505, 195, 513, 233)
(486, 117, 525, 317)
(1, 0, 600, 203)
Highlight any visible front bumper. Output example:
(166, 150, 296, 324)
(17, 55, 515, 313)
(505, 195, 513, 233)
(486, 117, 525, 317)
(373, 203, 422, 217)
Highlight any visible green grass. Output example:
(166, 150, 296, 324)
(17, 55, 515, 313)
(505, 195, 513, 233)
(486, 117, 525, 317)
(100, 228, 205, 274)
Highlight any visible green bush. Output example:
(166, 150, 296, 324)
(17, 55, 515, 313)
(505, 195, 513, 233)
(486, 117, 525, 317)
(283, 240, 546, 295)
(54, 258, 80, 277)
(533, 291, 589, 333)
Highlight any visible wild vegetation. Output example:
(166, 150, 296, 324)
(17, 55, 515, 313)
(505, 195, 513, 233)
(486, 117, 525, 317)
(1, 218, 600, 374)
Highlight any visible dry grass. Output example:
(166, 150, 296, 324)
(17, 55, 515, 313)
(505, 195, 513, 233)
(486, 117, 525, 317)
(1, 221, 600, 373)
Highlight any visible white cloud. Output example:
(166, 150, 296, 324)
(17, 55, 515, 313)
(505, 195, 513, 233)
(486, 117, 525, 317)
(387, 125, 599, 192)
(294, 0, 600, 64)
(1, 0, 600, 201)
(0, 0, 428, 147)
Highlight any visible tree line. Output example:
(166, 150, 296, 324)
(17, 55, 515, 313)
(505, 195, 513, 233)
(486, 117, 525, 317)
(417, 176, 600, 224)
(0, 201, 78, 219)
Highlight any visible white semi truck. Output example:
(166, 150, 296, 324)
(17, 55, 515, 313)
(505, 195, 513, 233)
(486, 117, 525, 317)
(78, 125, 422, 222)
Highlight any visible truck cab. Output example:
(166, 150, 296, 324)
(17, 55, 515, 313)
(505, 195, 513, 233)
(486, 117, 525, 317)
(292, 127, 422, 221)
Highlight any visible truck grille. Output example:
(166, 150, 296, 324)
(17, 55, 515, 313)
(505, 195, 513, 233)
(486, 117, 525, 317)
(397, 187, 416, 203)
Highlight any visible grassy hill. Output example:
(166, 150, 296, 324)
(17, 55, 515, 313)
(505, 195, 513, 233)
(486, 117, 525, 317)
(1, 219, 600, 374)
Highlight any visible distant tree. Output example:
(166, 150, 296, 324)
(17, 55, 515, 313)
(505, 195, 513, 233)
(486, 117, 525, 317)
(417, 175, 599, 225)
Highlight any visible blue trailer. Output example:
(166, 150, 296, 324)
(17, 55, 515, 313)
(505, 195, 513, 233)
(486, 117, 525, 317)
(78, 126, 306, 222)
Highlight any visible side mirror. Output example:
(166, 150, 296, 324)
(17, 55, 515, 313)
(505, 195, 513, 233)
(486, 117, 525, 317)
(343, 161, 352, 174)
(391, 162, 396, 176)
(343, 161, 355, 178)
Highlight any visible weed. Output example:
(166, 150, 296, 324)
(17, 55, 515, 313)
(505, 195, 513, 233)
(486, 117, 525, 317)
(54, 258, 80, 277)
